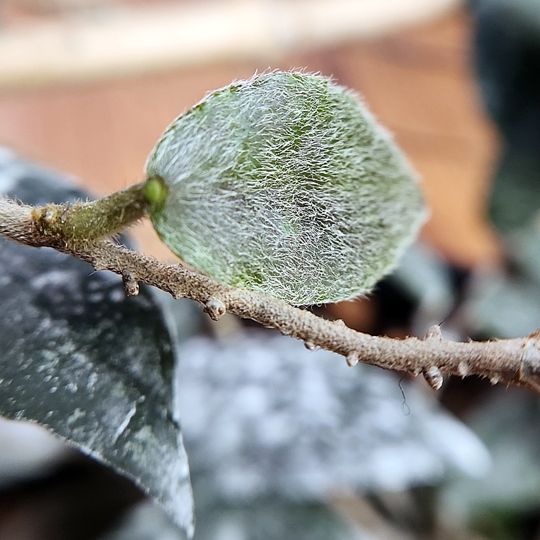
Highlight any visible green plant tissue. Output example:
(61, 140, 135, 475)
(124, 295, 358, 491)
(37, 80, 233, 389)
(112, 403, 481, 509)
(145, 72, 426, 305)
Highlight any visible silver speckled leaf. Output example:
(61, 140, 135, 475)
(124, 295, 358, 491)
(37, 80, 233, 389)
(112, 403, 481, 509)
(175, 333, 490, 505)
(0, 149, 194, 537)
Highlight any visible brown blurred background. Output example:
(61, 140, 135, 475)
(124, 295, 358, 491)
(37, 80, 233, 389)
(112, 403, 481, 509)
(0, 0, 501, 269)
(0, 1, 519, 538)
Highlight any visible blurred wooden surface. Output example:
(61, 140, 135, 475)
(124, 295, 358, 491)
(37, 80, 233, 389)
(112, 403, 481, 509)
(0, 6, 501, 267)
(0, 0, 459, 89)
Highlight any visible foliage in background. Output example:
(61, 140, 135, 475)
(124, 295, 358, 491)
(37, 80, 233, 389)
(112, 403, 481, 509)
(437, 1, 540, 538)
(0, 152, 193, 535)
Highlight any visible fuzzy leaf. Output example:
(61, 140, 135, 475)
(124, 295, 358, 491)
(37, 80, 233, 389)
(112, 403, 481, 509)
(0, 150, 194, 536)
(145, 72, 425, 305)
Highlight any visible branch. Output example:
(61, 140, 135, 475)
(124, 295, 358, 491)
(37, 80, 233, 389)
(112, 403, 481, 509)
(2, 198, 540, 394)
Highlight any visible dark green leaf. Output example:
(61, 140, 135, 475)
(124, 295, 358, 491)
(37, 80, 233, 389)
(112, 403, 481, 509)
(0, 150, 194, 536)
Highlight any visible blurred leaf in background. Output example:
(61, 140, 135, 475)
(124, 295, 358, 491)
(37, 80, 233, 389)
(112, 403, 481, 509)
(472, 0, 540, 233)
(442, 388, 540, 540)
(436, 2, 540, 538)
(166, 333, 489, 540)
(467, 0, 540, 338)
(0, 149, 194, 537)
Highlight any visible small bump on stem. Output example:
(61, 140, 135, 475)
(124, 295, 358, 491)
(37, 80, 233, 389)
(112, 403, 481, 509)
(144, 176, 168, 208)
(122, 271, 140, 296)
(423, 366, 443, 390)
(346, 352, 360, 367)
(425, 325, 443, 341)
(204, 298, 226, 320)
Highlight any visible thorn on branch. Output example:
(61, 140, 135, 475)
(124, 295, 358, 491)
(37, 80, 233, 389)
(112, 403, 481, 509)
(203, 298, 226, 321)
(423, 365, 444, 391)
(122, 270, 140, 296)
(424, 325, 443, 341)
(516, 334, 540, 391)
(457, 361, 469, 377)
(346, 351, 360, 367)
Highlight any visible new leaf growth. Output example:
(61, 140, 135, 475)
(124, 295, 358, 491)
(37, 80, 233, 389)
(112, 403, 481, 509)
(145, 72, 426, 305)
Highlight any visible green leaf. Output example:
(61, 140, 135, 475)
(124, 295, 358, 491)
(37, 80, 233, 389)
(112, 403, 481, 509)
(0, 151, 194, 537)
(145, 72, 425, 305)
